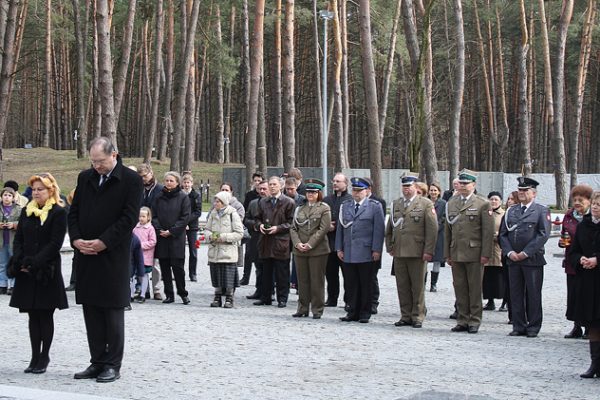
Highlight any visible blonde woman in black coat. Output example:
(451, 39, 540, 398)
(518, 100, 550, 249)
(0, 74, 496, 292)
(9, 173, 68, 374)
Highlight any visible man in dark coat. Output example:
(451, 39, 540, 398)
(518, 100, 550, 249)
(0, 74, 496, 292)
(68, 137, 142, 383)
(323, 173, 352, 307)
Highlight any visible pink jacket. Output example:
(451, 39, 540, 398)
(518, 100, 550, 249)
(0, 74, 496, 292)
(133, 223, 157, 266)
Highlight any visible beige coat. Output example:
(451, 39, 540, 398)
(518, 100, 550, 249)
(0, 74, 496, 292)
(444, 193, 494, 262)
(205, 205, 244, 263)
(290, 201, 331, 257)
(385, 195, 438, 258)
(485, 207, 505, 267)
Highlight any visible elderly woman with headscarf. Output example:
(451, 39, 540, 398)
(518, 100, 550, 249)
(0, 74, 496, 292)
(205, 191, 244, 308)
(482, 191, 505, 311)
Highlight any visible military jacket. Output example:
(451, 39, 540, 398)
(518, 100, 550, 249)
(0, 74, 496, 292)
(335, 198, 385, 264)
(385, 195, 438, 258)
(444, 193, 494, 262)
(498, 202, 551, 266)
(290, 201, 332, 257)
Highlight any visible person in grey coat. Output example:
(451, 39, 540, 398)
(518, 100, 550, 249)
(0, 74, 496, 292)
(152, 171, 191, 305)
(335, 177, 385, 323)
(499, 176, 551, 338)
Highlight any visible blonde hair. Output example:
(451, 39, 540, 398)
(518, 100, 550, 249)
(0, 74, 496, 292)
(140, 206, 152, 220)
(28, 172, 64, 206)
(415, 182, 429, 196)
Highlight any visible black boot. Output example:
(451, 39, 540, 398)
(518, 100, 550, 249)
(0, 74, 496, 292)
(223, 295, 234, 308)
(580, 341, 600, 378)
(483, 299, 496, 311)
(210, 295, 222, 308)
(564, 323, 583, 339)
(430, 272, 439, 292)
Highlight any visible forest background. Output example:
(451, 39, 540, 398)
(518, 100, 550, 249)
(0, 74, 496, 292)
(0, 0, 598, 208)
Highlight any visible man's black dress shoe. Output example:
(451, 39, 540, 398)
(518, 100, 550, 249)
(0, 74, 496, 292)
(239, 278, 249, 286)
(253, 300, 271, 306)
(449, 311, 458, 319)
(292, 312, 308, 317)
(313, 314, 321, 319)
(277, 301, 287, 308)
(412, 322, 423, 328)
(394, 320, 412, 327)
(564, 326, 583, 339)
(339, 315, 357, 322)
(65, 284, 76, 291)
(181, 296, 190, 305)
(467, 326, 479, 334)
(358, 318, 370, 323)
(162, 297, 174, 304)
(370, 306, 378, 315)
(325, 300, 337, 307)
(96, 367, 120, 383)
(526, 332, 538, 338)
(74, 364, 104, 379)
(246, 292, 260, 300)
(508, 330, 526, 336)
(190, 275, 197, 282)
(451, 325, 468, 332)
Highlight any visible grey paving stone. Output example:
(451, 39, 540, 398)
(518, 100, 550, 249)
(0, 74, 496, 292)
(1, 236, 598, 400)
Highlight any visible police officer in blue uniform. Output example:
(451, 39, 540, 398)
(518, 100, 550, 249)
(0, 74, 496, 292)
(499, 176, 551, 338)
(335, 177, 385, 323)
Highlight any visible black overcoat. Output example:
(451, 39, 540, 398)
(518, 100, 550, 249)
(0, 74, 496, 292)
(567, 214, 600, 327)
(152, 187, 190, 259)
(68, 158, 143, 308)
(9, 204, 68, 311)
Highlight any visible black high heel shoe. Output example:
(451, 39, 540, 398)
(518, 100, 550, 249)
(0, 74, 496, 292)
(24, 357, 39, 373)
(31, 356, 49, 374)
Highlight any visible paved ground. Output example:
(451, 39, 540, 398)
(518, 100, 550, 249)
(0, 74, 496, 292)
(1, 236, 598, 400)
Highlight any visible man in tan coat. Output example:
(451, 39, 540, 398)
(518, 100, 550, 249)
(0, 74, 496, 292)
(385, 172, 438, 328)
(444, 169, 494, 334)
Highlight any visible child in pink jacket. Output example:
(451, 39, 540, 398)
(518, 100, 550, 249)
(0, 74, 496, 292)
(133, 207, 157, 303)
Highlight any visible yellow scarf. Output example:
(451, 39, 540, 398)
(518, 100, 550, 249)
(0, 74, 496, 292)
(26, 198, 56, 225)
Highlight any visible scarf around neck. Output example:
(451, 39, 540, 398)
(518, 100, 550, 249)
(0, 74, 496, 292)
(26, 198, 56, 225)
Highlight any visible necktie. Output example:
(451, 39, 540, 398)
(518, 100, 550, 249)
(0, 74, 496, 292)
(355, 203, 360, 214)
(99, 174, 108, 187)
(461, 197, 467, 207)
(271, 197, 277, 207)
(521, 205, 527, 215)
(404, 199, 410, 208)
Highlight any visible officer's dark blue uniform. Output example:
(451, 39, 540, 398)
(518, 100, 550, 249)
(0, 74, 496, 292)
(499, 176, 551, 337)
(335, 177, 385, 323)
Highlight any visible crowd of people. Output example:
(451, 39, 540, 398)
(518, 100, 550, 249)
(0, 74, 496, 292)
(2, 138, 599, 382)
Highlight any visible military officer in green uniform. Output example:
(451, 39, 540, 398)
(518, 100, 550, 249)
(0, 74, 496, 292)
(385, 172, 438, 328)
(444, 169, 494, 334)
(290, 179, 332, 319)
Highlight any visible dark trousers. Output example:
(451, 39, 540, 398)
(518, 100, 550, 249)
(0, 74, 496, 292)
(69, 256, 77, 285)
(372, 260, 381, 310)
(185, 230, 198, 278)
(261, 258, 290, 303)
(255, 261, 264, 295)
(343, 261, 375, 320)
(501, 260, 512, 319)
(326, 252, 346, 304)
(509, 264, 544, 334)
(82, 305, 124, 369)
(159, 257, 188, 298)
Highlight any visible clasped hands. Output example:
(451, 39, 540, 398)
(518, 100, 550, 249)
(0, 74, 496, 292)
(259, 224, 278, 235)
(73, 239, 107, 255)
(580, 256, 598, 270)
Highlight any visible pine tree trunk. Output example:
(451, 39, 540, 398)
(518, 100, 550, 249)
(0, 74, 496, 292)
(96, 0, 117, 146)
(144, 0, 163, 163)
(282, 0, 296, 171)
(495, 4, 510, 172)
(311, 0, 323, 169)
(332, 0, 348, 170)
(215, 4, 225, 164)
(72, 0, 89, 158)
(158, 0, 174, 161)
(113, 0, 136, 127)
(358, 0, 382, 196)
(517, 0, 531, 176)
(245, 0, 265, 187)
(271, 0, 282, 167)
(448, 0, 464, 185)
(552, 0, 574, 209)
(43, 0, 51, 147)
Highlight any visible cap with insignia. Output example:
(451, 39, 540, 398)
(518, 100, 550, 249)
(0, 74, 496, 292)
(517, 176, 539, 190)
(351, 177, 370, 190)
(401, 172, 419, 186)
(457, 168, 477, 183)
(304, 178, 325, 192)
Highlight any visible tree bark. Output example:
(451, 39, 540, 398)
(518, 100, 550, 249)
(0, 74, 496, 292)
(215, 4, 225, 164)
(72, 0, 89, 158)
(96, 0, 117, 146)
(169, 0, 200, 171)
(495, 4, 509, 172)
(144, 0, 164, 163)
(158, 0, 174, 161)
(245, 0, 265, 187)
(311, 0, 323, 169)
(282, 0, 296, 171)
(378, 0, 401, 140)
(43, 0, 51, 147)
(113, 0, 137, 125)
(449, 0, 464, 185)
(358, 0, 382, 196)
(517, 0, 531, 176)
(570, 0, 596, 189)
(552, 0, 573, 209)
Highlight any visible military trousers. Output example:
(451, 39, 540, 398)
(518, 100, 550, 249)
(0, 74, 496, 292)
(451, 261, 483, 327)
(295, 253, 328, 316)
(393, 257, 427, 323)
(343, 261, 376, 320)
(508, 264, 543, 334)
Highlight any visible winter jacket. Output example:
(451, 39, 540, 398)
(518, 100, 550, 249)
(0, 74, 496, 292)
(205, 206, 244, 263)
